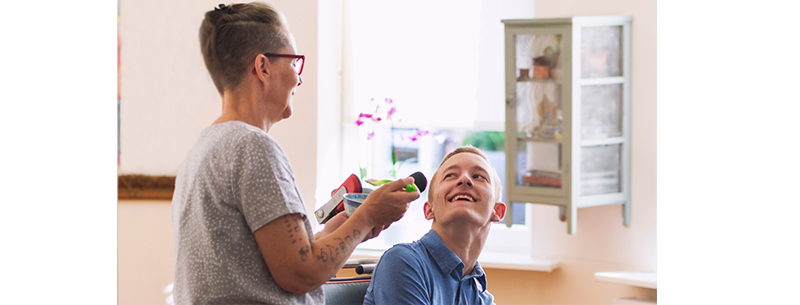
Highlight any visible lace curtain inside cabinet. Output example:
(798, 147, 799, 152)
(514, 34, 562, 134)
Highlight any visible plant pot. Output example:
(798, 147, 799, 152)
(533, 65, 550, 79)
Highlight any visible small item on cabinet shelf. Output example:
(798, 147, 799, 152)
(533, 56, 551, 79)
(532, 94, 561, 140)
(522, 176, 562, 187)
(536, 94, 560, 126)
(543, 46, 555, 59)
(522, 169, 562, 187)
(517, 68, 530, 81)
(533, 125, 559, 140)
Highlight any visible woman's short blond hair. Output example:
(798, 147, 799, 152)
(427, 145, 503, 204)
(199, 2, 289, 94)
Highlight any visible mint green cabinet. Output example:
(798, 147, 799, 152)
(503, 17, 631, 234)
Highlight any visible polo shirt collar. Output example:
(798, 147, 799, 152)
(470, 263, 488, 292)
(420, 230, 463, 278)
(419, 229, 488, 292)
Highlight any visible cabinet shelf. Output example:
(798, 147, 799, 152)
(517, 136, 562, 144)
(516, 78, 562, 84)
(580, 76, 625, 85)
(580, 137, 625, 146)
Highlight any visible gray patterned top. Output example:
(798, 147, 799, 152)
(171, 121, 322, 304)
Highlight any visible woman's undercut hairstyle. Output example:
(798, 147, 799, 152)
(428, 145, 504, 204)
(200, 2, 290, 94)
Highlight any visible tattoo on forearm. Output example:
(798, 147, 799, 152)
(299, 245, 310, 262)
(295, 225, 365, 265)
(326, 244, 340, 261)
(316, 250, 329, 262)
(334, 237, 346, 253)
(311, 230, 364, 264)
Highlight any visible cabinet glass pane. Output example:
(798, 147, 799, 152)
(580, 144, 621, 195)
(514, 33, 563, 189)
(581, 26, 622, 78)
(581, 84, 622, 139)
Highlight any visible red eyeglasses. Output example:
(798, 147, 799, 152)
(263, 53, 305, 76)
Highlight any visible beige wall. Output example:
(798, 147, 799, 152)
(118, 200, 174, 305)
(118, 0, 656, 304)
(118, 0, 319, 209)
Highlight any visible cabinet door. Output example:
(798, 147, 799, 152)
(510, 29, 568, 198)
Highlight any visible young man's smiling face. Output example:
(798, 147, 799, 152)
(424, 152, 505, 227)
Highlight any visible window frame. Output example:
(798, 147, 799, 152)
(320, 0, 536, 258)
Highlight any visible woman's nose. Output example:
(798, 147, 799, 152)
(297, 75, 303, 87)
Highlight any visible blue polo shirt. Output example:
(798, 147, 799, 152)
(363, 230, 495, 305)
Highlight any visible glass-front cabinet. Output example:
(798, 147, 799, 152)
(502, 17, 631, 234)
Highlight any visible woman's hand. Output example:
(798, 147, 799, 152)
(315, 211, 348, 240)
(352, 177, 420, 228)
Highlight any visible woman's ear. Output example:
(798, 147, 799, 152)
(253, 54, 270, 80)
(490, 202, 507, 222)
(423, 201, 435, 220)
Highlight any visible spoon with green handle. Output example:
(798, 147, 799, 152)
(364, 172, 426, 193)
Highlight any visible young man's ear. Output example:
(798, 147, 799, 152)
(423, 201, 435, 220)
(490, 202, 507, 222)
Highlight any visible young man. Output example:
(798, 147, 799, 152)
(363, 146, 506, 305)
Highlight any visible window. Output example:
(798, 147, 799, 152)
(320, 0, 536, 256)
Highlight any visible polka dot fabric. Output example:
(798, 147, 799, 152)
(171, 121, 323, 304)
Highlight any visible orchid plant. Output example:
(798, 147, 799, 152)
(355, 98, 432, 185)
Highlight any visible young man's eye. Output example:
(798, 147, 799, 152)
(474, 174, 486, 180)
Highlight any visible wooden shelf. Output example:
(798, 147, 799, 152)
(594, 271, 657, 289)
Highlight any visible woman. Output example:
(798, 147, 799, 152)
(171, 3, 420, 304)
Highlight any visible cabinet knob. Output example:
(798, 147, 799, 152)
(506, 96, 515, 108)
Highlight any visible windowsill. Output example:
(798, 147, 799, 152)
(594, 271, 657, 289)
(478, 252, 559, 272)
(350, 248, 560, 272)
